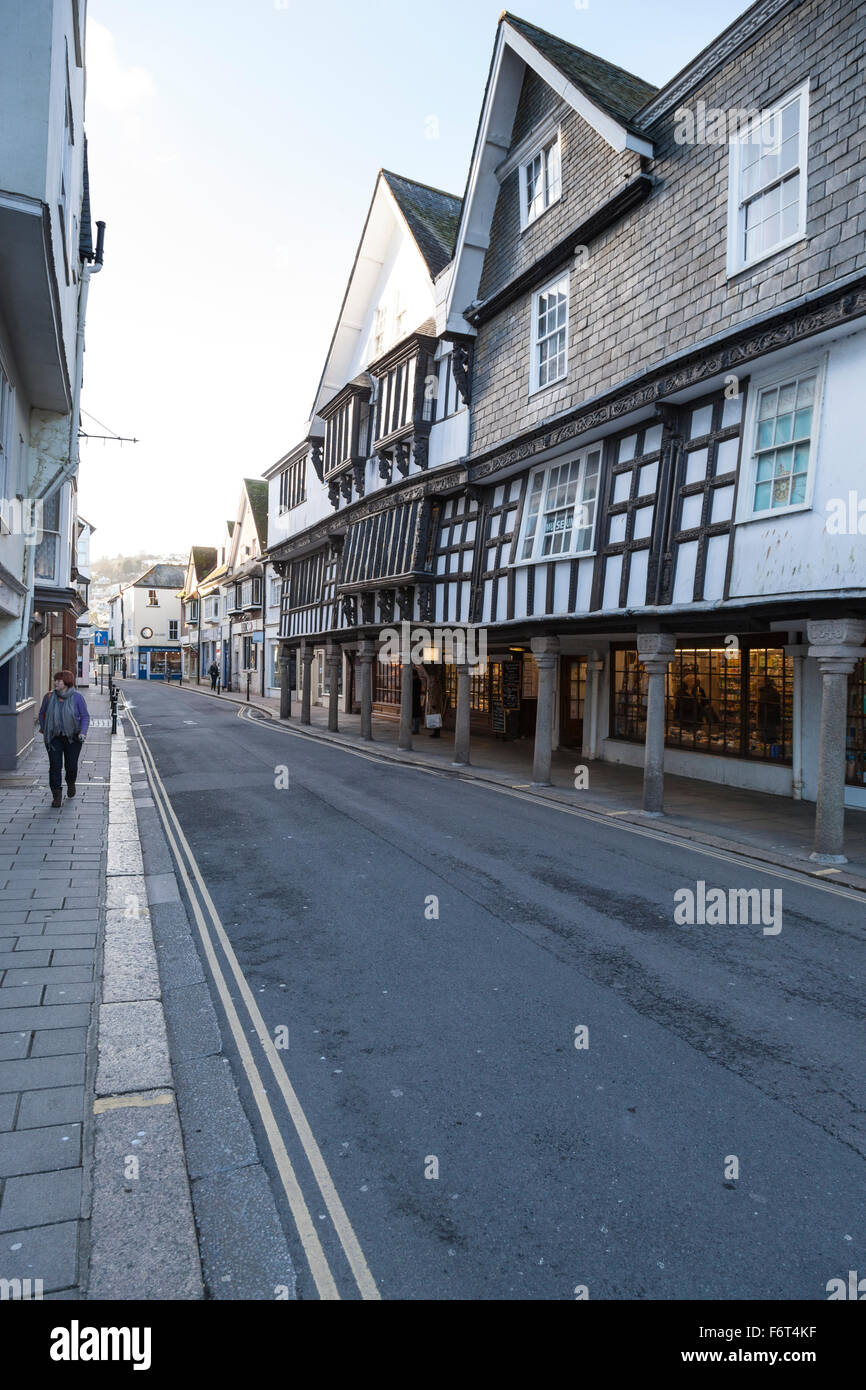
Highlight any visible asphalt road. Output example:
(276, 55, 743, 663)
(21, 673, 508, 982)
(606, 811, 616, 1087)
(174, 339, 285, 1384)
(124, 680, 865, 1301)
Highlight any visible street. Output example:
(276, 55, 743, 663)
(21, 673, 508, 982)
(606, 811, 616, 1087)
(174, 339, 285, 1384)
(121, 680, 865, 1301)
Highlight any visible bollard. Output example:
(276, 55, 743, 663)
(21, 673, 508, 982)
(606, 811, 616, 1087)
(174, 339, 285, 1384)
(246, 671, 251, 703)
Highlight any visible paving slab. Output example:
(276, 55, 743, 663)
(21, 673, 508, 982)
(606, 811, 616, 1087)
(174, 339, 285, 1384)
(0, 1167, 82, 1231)
(0, 1122, 81, 1176)
(88, 1094, 202, 1300)
(95, 1001, 172, 1095)
(0, 1219, 78, 1292)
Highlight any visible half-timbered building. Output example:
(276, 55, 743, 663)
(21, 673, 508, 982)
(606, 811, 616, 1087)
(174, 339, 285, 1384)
(431, 0, 866, 862)
(266, 169, 470, 722)
(268, 1, 866, 863)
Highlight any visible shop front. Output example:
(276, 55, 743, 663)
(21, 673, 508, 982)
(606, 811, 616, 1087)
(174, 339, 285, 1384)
(610, 639, 794, 765)
(136, 647, 182, 680)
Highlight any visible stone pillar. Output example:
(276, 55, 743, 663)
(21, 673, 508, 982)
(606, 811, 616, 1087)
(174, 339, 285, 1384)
(583, 651, 604, 762)
(531, 636, 560, 786)
(452, 663, 471, 767)
(326, 642, 341, 733)
(398, 658, 413, 752)
(785, 643, 807, 801)
(358, 640, 374, 742)
(278, 642, 292, 721)
(637, 632, 676, 816)
(300, 641, 313, 726)
(807, 619, 866, 863)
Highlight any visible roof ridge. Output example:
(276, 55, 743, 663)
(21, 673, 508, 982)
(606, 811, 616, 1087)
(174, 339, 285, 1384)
(380, 169, 462, 207)
(501, 12, 658, 96)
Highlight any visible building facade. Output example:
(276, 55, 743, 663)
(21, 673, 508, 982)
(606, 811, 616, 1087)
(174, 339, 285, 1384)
(108, 563, 185, 680)
(0, 0, 100, 768)
(220, 480, 268, 695)
(262, 1, 866, 863)
(266, 169, 469, 720)
(179, 546, 217, 681)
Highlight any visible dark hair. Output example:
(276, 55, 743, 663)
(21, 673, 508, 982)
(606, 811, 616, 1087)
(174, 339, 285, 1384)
(54, 670, 75, 687)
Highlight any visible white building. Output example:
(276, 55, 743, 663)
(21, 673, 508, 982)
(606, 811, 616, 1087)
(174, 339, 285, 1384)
(0, 0, 100, 767)
(223, 480, 268, 695)
(108, 564, 185, 680)
(265, 170, 469, 713)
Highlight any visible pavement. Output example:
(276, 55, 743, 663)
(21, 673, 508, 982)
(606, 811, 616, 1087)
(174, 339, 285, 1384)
(164, 678, 866, 890)
(0, 686, 202, 1300)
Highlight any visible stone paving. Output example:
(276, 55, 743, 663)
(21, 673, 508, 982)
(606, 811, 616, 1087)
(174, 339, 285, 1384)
(0, 688, 109, 1298)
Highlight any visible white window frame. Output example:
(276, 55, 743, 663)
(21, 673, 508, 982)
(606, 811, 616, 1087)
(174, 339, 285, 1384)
(146, 589, 159, 607)
(516, 444, 602, 563)
(735, 353, 826, 524)
(168, 619, 179, 640)
(727, 82, 809, 277)
(530, 273, 569, 396)
(519, 128, 562, 231)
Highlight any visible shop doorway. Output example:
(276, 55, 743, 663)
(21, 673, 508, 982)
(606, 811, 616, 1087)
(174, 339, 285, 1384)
(560, 656, 586, 749)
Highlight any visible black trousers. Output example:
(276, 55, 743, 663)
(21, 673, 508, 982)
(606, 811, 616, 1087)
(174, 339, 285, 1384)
(210, 675, 218, 689)
(47, 736, 82, 791)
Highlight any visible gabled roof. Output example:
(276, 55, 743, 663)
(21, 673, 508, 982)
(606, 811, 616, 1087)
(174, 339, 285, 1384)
(309, 168, 461, 427)
(243, 479, 269, 550)
(199, 562, 228, 592)
(444, 12, 656, 335)
(132, 563, 186, 589)
(504, 15, 657, 127)
(381, 172, 462, 279)
(190, 546, 218, 582)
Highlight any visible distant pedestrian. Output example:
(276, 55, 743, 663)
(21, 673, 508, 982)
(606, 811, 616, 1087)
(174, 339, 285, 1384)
(411, 666, 424, 734)
(424, 664, 445, 738)
(38, 670, 90, 808)
(208, 661, 219, 691)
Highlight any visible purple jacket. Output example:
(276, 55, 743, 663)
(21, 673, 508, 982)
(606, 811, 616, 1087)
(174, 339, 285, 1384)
(38, 690, 90, 743)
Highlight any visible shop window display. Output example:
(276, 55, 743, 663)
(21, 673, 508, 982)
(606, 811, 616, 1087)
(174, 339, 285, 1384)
(612, 644, 793, 763)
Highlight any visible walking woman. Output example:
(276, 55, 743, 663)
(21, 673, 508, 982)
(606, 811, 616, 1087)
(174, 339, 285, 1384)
(38, 670, 90, 808)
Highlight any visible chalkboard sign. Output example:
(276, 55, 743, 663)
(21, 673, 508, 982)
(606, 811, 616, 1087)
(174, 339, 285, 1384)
(492, 659, 521, 738)
(501, 659, 521, 711)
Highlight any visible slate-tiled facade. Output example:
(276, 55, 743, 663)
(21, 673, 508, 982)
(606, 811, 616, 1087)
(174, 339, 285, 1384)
(470, 0, 866, 458)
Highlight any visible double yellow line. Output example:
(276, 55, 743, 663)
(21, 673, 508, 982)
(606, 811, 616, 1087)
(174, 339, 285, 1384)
(122, 701, 380, 1301)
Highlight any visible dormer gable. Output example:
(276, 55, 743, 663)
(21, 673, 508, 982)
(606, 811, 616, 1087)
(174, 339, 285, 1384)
(444, 13, 656, 335)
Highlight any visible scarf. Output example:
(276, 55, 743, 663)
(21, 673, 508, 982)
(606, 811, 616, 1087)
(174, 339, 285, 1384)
(44, 690, 79, 742)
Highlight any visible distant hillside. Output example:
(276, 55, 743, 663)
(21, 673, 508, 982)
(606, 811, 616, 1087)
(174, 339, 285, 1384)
(91, 553, 187, 588)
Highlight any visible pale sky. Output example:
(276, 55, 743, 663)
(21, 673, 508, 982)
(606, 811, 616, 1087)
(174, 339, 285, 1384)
(79, 0, 749, 559)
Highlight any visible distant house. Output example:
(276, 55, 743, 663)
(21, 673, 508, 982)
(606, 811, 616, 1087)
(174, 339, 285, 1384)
(179, 546, 218, 682)
(108, 563, 186, 679)
(223, 480, 268, 694)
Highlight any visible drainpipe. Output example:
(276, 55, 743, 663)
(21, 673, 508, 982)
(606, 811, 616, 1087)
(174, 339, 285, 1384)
(261, 563, 267, 698)
(45, 222, 105, 504)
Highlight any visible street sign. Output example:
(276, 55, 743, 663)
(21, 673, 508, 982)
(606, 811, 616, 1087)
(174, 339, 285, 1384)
(94, 629, 109, 648)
